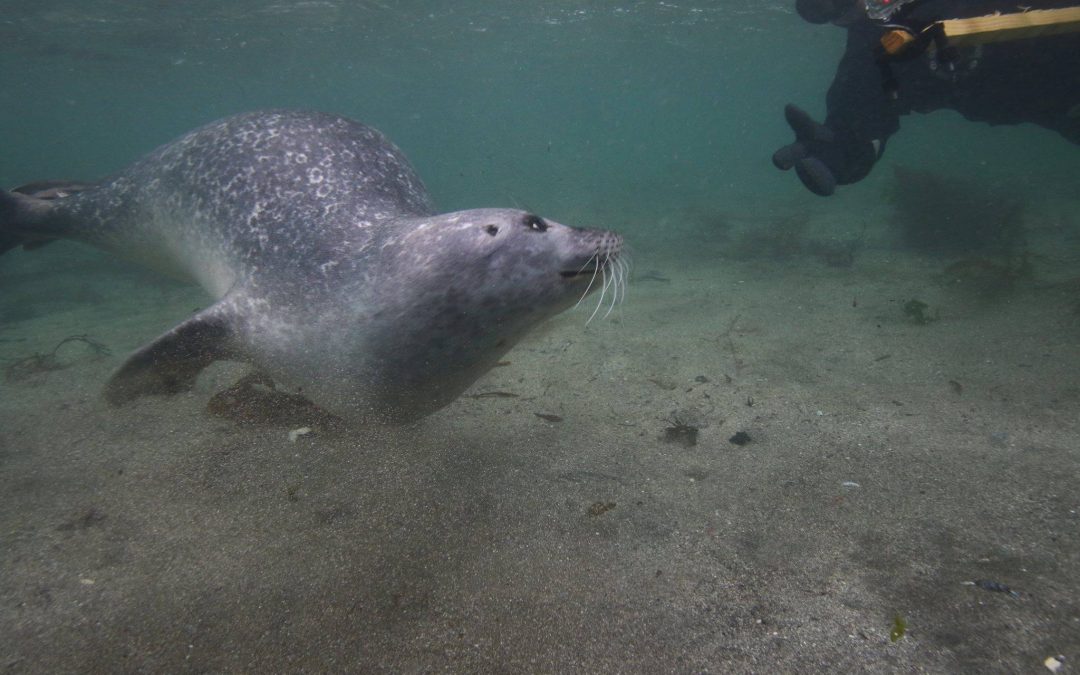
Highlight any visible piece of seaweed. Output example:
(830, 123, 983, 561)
(889, 166, 1026, 255)
(890, 615, 907, 642)
(662, 411, 700, 448)
(728, 212, 810, 261)
(3, 334, 111, 382)
(902, 299, 937, 325)
(942, 252, 1035, 297)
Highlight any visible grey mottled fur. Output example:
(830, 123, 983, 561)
(2, 110, 623, 422)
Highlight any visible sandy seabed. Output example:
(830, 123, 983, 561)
(1, 200, 1078, 673)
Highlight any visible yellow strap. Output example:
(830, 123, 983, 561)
(939, 7, 1080, 46)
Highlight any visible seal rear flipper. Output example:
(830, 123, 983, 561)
(105, 302, 243, 405)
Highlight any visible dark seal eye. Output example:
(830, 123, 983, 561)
(522, 214, 548, 232)
(484, 224, 499, 236)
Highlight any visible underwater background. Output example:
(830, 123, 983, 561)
(2, 0, 1074, 233)
(2, 1, 1079, 672)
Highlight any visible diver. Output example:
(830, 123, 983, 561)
(773, 0, 1080, 196)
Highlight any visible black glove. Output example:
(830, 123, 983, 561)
(773, 104, 877, 197)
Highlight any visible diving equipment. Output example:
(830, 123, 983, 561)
(864, 0, 918, 20)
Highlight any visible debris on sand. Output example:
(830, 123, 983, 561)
(729, 431, 751, 446)
(662, 411, 699, 448)
(3, 334, 110, 382)
(964, 579, 1020, 598)
(288, 427, 312, 443)
(890, 615, 907, 642)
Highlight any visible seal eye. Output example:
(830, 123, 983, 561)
(484, 224, 499, 236)
(523, 214, 548, 232)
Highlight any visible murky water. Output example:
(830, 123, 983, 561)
(2, 2, 1078, 671)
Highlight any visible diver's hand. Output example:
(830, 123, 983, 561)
(772, 104, 840, 196)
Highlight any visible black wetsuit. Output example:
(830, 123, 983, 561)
(780, 0, 1080, 193)
(777, 0, 1080, 194)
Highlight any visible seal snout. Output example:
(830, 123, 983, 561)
(587, 230, 625, 270)
(559, 229, 624, 277)
(595, 231, 624, 258)
(562, 227, 628, 323)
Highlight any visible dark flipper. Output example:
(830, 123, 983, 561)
(1, 181, 92, 254)
(105, 300, 244, 405)
(1, 190, 37, 255)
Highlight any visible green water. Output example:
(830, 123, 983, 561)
(2, 4, 1080, 671)
(2, 2, 1073, 236)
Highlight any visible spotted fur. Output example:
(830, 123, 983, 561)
(1, 111, 625, 422)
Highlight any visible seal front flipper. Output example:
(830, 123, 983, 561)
(0, 188, 58, 254)
(105, 299, 244, 405)
(0, 181, 93, 254)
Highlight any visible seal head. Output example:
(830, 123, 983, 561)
(303, 208, 623, 421)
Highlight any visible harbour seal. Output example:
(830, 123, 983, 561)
(0, 110, 626, 423)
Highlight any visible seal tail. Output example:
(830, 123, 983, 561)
(0, 181, 90, 255)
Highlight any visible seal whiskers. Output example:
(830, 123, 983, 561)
(574, 254, 601, 310)
(583, 247, 629, 325)
(602, 254, 630, 320)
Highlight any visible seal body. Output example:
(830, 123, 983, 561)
(0, 111, 624, 423)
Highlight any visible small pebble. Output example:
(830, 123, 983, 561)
(288, 427, 312, 443)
